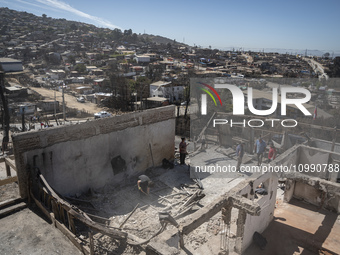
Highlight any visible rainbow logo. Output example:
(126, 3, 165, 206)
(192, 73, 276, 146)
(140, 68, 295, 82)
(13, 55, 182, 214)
(197, 82, 223, 106)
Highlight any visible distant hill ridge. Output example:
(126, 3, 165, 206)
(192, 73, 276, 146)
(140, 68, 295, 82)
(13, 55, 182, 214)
(0, 7, 186, 47)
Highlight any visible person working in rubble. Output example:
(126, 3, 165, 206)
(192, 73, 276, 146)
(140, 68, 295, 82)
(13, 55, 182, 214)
(254, 136, 266, 166)
(236, 142, 245, 171)
(267, 143, 277, 162)
(137, 175, 154, 196)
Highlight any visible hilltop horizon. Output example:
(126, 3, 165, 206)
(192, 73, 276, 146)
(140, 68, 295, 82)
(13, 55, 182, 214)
(0, 6, 339, 59)
(1, 0, 339, 54)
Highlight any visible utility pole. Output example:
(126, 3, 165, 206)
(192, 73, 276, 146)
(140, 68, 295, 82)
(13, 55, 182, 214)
(53, 85, 59, 125)
(0, 72, 9, 152)
(21, 107, 25, 132)
(54, 86, 56, 117)
(62, 82, 66, 121)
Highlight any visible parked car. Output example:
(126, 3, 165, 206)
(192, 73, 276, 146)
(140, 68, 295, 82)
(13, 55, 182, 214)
(94, 111, 112, 119)
(77, 96, 85, 103)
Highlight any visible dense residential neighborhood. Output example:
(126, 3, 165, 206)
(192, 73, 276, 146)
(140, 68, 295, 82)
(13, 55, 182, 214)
(1, 7, 339, 124)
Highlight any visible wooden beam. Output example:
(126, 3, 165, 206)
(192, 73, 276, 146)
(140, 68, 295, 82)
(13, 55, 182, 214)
(0, 176, 17, 186)
(31, 190, 90, 255)
(5, 157, 17, 172)
(119, 203, 139, 229)
(39, 174, 94, 222)
(6, 164, 11, 177)
(0, 155, 15, 163)
(196, 112, 216, 142)
(31, 190, 52, 221)
(89, 231, 94, 255)
(85, 212, 110, 225)
(67, 212, 76, 234)
(68, 209, 128, 240)
(55, 219, 91, 255)
(0, 198, 23, 209)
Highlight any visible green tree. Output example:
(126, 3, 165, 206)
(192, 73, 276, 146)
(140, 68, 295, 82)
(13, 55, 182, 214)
(107, 74, 132, 111)
(74, 64, 86, 73)
(112, 28, 122, 40)
(68, 55, 76, 65)
(124, 29, 132, 36)
(329, 57, 340, 77)
(135, 76, 151, 106)
(70, 23, 78, 31)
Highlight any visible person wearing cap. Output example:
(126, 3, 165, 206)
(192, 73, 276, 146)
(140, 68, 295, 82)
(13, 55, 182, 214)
(179, 137, 188, 165)
(137, 175, 154, 196)
(236, 142, 245, 171)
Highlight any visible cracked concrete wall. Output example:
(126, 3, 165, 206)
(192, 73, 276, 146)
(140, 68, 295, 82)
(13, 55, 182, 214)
(293, 181, 323, 206)
(297, 146, 330, 179)
(310, 138, 340, 156)
(284, 172, 340, 213)
(273, 145, 340, 182)
(284, 179, 295, 202)
(12, 106, 175, 198)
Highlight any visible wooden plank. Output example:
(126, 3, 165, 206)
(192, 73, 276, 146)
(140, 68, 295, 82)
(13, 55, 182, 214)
(0, 176, 17, 186)
(31, 189, 90, 255)
(5, 164, 11, 177)
(31, 192, 53, 222)
(85, 212, 110, 225)
(61, 205, 66, 224)
(67, 212, 76, 234)
(5, 157, 16, 172)
(89, 231, 94, 255)
(64, 196, 95, 208)
(0, 155, 15, 163)
(0, 198, 23, 208)
(68, 209, 128, 240)
(51, 199, 60, 220)
(55, 219, 90, 255)
(119, 203, 139, 229)
(0, 202, 27, 218)
(196, 112, 216, 142)
(39, 174, 94, 222)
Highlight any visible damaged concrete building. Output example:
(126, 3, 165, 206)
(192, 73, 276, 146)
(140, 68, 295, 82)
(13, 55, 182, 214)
(13, 106, 176, 198)
(2, 98, 339, 255)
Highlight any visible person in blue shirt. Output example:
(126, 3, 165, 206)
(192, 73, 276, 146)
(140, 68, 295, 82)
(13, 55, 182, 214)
(236, 142, 245, 171)
(254, 137, 266, 166)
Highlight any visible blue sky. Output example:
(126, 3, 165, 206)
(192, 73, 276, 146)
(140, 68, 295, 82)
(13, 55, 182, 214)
(1, 0, 339, 53)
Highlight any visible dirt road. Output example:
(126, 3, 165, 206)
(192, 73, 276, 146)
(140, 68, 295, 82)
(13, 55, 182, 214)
(30, 87, 105, 114)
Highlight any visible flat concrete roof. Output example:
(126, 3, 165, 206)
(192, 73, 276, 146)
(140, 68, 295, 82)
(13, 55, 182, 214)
(146, 96, 168, 102)
(150, 81, 171, 87)
(0, 58, 22, 63)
